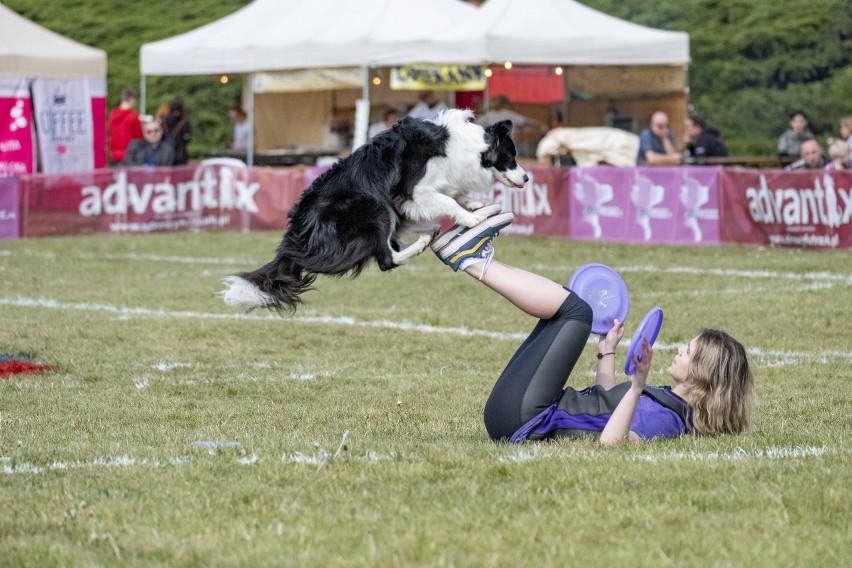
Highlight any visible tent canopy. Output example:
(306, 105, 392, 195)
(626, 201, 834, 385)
(140, 0, 479, 76)
(0, 3, 107, 77)
(140, 0, 689, 76)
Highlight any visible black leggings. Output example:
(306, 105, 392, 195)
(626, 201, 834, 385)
(483, 292, 593, 441)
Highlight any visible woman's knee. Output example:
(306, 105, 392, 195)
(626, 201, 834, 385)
(558, 291, 593, 326)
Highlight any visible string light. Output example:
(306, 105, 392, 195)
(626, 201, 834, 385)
(554, 66, 563, 76)
(504, 61, 512, 69)
(371, 75, 382, 86)
(219, 75, 229, 84)
(484, 68, 493, 77)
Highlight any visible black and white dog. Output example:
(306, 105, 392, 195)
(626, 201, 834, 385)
(221, 109, 528, 313)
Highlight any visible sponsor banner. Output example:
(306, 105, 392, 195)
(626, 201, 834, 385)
(391, 65, 486, 91)
(719, 169, 852, 248)
(89, 76, 107, 169)
(31, 77, 95, 174)
(19, 160, 305, 237)
(0, 75, 34, 177)
(0, 176, 20, 239)
(569, 166, 721, 245)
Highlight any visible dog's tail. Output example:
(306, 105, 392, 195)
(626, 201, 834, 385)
(220, 258, 316, 314)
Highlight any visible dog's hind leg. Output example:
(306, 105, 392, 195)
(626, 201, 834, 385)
(384, 226, 440, 268)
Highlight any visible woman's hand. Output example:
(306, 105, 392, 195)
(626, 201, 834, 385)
(631, 338, 653, 389)
(598, 319, 624, 352)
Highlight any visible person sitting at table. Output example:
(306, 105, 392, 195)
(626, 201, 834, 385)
(368, 107, 400, 139)
(683, 114, 728, 162)
(120, 118, 175, 167)
(785, 138, 825, 170)
(637, 111, 682, 166)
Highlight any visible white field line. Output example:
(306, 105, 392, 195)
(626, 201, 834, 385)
(4, 248, 851, 284)
(498, 445, 841, 464)
(3, 445, 842, 475)
(2, 295, 850, 365)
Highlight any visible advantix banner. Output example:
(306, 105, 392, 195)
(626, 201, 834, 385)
(6, 163, 852, 249)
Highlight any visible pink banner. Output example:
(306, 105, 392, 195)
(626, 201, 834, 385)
(569, 166, 721, 245)
(0, 76, 34, 177)
(20, 161, 305, 237)
(0, 177, 19, 239)
(719, 169, 852, 248)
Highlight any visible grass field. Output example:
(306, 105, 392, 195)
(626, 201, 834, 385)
(1, 231, 850, 567)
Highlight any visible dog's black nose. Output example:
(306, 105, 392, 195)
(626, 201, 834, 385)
(523, 174, 529, 183)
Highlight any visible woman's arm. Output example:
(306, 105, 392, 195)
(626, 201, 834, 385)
(595, 319, 624, 390)
(600, 339, 652, 446)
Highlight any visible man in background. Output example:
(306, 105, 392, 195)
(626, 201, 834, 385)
(120, 118, 175, 167)
(637, 111, 682, 165)
(785, 138, 825, 170)
(108, 87, 143, 164)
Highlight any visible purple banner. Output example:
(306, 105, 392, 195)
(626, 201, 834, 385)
(0, 176, 19, 239)
(569, 166, 721, 245)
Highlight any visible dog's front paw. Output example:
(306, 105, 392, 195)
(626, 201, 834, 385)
(460, 212, 487, 227)
(464, 200, 491, 211)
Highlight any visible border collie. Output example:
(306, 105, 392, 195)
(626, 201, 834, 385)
(221, 109, 527, 313)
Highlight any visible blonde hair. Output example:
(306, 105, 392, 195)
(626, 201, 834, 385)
(839, 116, 852, 133)
(686, 329, 754, 436)
(828, 140, 850, 161)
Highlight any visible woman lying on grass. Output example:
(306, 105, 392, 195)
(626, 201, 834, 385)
(431, 207, 754, 445)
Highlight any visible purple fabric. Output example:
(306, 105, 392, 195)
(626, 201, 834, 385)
(510, 392, 686, 443)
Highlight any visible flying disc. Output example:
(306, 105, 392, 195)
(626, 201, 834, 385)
(567, 263, 630, 335)
(624, 307, 664, 376)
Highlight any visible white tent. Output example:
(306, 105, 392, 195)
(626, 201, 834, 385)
(0, 3, 106, 76)
(139, 0, 690, 161)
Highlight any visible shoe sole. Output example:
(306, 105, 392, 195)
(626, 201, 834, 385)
(430, 204, 505, 252)
(436, 212, 515, 259)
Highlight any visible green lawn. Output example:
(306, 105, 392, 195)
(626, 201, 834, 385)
(1, 232, 849, 567)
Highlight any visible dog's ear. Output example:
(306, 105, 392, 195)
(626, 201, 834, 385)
(494, 120, 513, 137)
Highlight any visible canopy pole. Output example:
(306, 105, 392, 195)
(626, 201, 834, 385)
(246, 73, 254, 167)
(139, 75, 147, 116)
(352, 65, 371, 151)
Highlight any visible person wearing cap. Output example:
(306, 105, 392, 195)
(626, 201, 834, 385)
(430, 206, 755, 445)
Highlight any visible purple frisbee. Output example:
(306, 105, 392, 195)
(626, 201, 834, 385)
(624, 307, 664, 376)
(567, 263, 630, 335)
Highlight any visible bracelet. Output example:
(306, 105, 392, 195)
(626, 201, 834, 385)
(597, 352, 615, 360)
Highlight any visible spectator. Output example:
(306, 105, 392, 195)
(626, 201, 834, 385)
(683, 114, 728, 161)
(786, 138, 825, 170)
(120, 118, 175, 167)
(107, 87, 143, 164)
(477, 95, 543, 130)
(824, 140, 851, 171)
(228, 106, 250, 151)
(367, 107, 400, 139)
(637, 111, 682, 165)
(407, 91, 448, 121)
(842, 116, 852, 153)
(163, 96, 192, 165)
(777, 110, 813, 158)
(827, 116, 852, 160)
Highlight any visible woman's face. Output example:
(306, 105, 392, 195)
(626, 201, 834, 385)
(668, 336, 699, 383)
(841, 123, 851, 139)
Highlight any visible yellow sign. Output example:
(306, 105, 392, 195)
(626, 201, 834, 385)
(391, 65, 486, 91)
